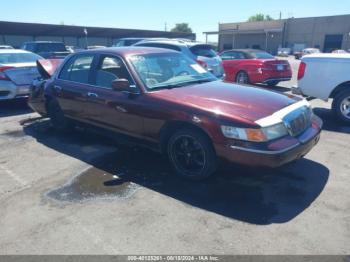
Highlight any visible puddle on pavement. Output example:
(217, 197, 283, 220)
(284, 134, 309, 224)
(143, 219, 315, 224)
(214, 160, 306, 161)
(45, 149, 168, 203)
(47, 169, 140, 203)
(47, 155, 141, 203)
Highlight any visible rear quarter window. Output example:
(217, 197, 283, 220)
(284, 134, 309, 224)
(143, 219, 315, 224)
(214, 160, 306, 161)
(190, 45, 217, 58)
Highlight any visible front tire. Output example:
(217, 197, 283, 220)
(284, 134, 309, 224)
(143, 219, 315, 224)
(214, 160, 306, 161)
(235, 71, 249, 84)
(167, 128, 217, 180)
(332, 89, 350, 124)
(47, 100, 71, 132)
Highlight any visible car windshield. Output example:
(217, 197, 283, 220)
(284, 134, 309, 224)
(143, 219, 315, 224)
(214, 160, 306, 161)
(190, 45, 217, 58)
(308, 49, 320, 53)
(246, 51, 274, 59)
(129, 52, 217, 91)
(0, 52, 42, 64)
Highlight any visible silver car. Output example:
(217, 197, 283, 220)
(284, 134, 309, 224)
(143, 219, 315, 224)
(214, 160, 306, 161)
(134, 39, 224, 78)
(0, 49, 42, 101)
(0, 45, 14, 50)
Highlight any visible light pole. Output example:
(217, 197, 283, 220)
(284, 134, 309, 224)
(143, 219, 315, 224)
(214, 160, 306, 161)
(84, 28, 88, 49)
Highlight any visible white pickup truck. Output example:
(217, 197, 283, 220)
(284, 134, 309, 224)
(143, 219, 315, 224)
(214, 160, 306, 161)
(293, 53, 350, 124)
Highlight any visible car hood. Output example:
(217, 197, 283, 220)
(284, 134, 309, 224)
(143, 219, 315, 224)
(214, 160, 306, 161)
(149, 81, 300, 125)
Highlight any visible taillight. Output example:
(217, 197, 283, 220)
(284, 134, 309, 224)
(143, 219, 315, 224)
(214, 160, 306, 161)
(0, 66, 13, 81)
(196, 60, 207, 68)
(298, 62, 306, 80)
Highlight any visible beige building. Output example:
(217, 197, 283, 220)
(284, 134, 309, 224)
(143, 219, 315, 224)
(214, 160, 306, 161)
(205, 14, 350, 54)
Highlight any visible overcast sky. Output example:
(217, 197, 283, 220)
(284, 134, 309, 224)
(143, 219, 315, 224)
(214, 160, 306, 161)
(2, 0, 349, 42)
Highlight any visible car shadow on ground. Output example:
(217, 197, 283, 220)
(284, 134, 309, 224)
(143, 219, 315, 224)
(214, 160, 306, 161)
(253, 83, 291, 93)
(0, 99, 33, 117)
(313, 107, 350, 134)
(22, 119, 329, 225)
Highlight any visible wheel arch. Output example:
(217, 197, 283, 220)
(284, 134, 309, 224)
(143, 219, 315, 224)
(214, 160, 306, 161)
(235, 70, 249, 82)
(330, 81, 350, 98)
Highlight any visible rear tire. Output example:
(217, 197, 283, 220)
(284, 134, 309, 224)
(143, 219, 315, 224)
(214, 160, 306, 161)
(267, 81, 279, 86)
(167, 128, 217, 181)
(235, 71, 249, 84)
(332, 89, 350, 124)
(47, 100, 71, 132)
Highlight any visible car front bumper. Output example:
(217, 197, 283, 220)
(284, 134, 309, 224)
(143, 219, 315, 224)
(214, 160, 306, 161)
(0, 80, 30, 100)
(215, 119, 322, 168)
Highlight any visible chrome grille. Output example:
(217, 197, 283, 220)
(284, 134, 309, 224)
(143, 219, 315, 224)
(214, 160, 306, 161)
(283, 106, 312, 136)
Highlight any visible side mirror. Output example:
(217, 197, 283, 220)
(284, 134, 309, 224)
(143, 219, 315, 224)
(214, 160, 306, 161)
(112, 79, 135, 93)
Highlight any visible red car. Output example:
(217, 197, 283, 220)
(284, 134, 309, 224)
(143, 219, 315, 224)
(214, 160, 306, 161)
(29, 47, 321, 180)
(220, 49, 292, 86)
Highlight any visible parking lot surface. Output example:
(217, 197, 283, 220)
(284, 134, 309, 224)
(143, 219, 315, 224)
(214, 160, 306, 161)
(0, 57, 349, 254)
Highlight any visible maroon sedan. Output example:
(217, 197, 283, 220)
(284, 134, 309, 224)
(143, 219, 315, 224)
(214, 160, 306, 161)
(220, 49, 292, 86)
(29, 47, 322, 180)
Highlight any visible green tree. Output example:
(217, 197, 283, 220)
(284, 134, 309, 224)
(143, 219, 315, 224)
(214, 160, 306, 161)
(170, 23, 193, 33)
(248, 14, 274, 22)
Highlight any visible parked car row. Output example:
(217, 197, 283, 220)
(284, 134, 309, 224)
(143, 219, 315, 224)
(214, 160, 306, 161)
(294, 48, 321, 60)
(3, 36, 295, 103)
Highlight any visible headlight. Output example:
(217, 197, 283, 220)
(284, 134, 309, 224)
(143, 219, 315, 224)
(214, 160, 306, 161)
(221, 122, 288, 142)
(262, 123, 289, 140)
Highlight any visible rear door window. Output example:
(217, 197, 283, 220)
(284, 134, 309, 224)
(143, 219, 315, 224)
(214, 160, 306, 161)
(220, 51, 245, 60)
(58, 54, 94, 84)
(190, 45, 217, 58)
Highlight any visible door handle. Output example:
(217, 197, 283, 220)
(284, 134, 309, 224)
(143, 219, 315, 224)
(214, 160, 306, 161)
(87, 92, 99, 98)
(54, 85, 62, 92)
(115, 105, 127, 113)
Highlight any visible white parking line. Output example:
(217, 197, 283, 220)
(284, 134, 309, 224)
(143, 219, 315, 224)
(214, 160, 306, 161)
(0, 164, 28, 187)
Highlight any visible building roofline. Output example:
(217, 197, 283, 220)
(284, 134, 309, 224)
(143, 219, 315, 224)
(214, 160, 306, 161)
(219, 13, 350, 25)
(0, 20, 196, 39)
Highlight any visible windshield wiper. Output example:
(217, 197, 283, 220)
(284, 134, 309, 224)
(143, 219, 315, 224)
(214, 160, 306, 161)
(151, 79, 215, 90)
(166, 79, 215, 88)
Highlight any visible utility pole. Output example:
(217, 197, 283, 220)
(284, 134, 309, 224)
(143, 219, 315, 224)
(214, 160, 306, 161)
(164, 22, 167, 32)
(279, 11, 282, 20)
(84, 28, 88, 49)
